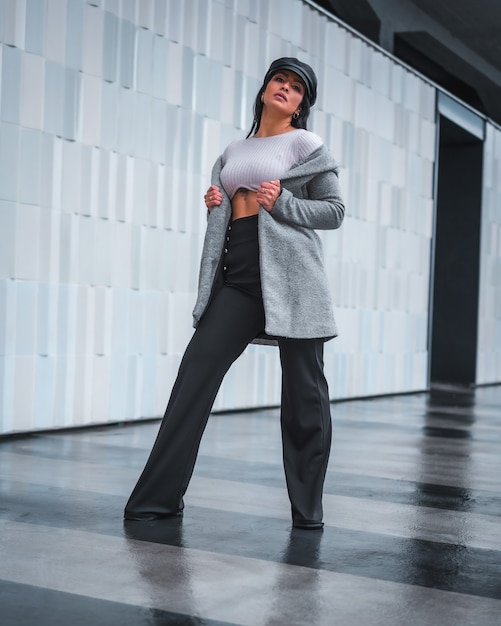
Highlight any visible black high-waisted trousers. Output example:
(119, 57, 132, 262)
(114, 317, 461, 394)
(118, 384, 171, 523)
(124, 215, 332, 526)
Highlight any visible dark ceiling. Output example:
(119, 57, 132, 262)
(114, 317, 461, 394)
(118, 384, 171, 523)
(316, 0, 501, 125)
(411, 0, 501, 71)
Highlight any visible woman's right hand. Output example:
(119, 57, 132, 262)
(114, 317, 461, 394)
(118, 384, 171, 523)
(204, 185, 223, 211)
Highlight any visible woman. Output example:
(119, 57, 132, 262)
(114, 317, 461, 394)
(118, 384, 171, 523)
(125, 58, 345, 529)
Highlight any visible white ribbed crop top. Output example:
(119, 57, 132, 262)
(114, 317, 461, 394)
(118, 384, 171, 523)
(219, 129, 323, 199)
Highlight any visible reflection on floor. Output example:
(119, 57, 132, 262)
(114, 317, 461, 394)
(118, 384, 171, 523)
(1, 385, 501, 625)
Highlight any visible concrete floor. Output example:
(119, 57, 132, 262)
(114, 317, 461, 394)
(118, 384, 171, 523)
(1, 385, 500, 625)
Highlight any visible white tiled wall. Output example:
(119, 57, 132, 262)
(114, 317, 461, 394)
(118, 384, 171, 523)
(317, 21, 436, 399)
(0, 0, 437, 434)
(477, 122, 501, 383)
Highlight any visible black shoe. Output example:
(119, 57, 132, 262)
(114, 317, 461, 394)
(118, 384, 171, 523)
(292, 520, 324, 530)
(124, 510, 183, 521)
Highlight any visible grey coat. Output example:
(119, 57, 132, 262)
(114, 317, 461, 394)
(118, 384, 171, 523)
(192, 144, 345, 343)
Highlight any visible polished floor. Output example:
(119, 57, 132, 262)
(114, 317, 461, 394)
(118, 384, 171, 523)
(1, 385, 501, 625)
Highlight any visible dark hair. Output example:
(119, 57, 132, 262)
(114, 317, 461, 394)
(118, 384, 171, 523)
(246, 73, 313, 138)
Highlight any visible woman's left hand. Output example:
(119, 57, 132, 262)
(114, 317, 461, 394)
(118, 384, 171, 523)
(257, 180, 281, 212)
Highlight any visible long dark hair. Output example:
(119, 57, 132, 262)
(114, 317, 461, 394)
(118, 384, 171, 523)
(246, 74, 312, 138)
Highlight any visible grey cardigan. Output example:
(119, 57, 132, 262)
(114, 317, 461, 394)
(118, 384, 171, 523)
(192, 144, 345, 343)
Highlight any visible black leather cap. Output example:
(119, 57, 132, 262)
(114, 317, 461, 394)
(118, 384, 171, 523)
(264, 57, 318, 105)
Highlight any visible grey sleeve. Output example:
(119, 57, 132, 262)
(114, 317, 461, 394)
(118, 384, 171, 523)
(270, 169, 345, 230)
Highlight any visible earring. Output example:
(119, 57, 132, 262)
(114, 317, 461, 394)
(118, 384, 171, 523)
(261, 94, 264, 103)
(292, 111, 300, 120)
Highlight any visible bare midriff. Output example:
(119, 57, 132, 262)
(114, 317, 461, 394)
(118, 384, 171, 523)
(231, 188, 260, 221)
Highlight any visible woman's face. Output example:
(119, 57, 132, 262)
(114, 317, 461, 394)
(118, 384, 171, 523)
(262, 70, 305, 116)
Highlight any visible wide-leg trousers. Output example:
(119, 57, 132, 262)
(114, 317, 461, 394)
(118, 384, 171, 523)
(124, 217, 332, 525)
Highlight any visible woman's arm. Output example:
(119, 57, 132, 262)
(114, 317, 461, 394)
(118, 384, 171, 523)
(270, 169, 345, 230)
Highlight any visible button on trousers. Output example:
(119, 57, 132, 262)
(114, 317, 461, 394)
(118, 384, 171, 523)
(125, 218, 332, 525)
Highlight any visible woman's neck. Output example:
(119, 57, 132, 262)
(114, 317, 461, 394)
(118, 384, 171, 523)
(254, 111, 296, 137)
